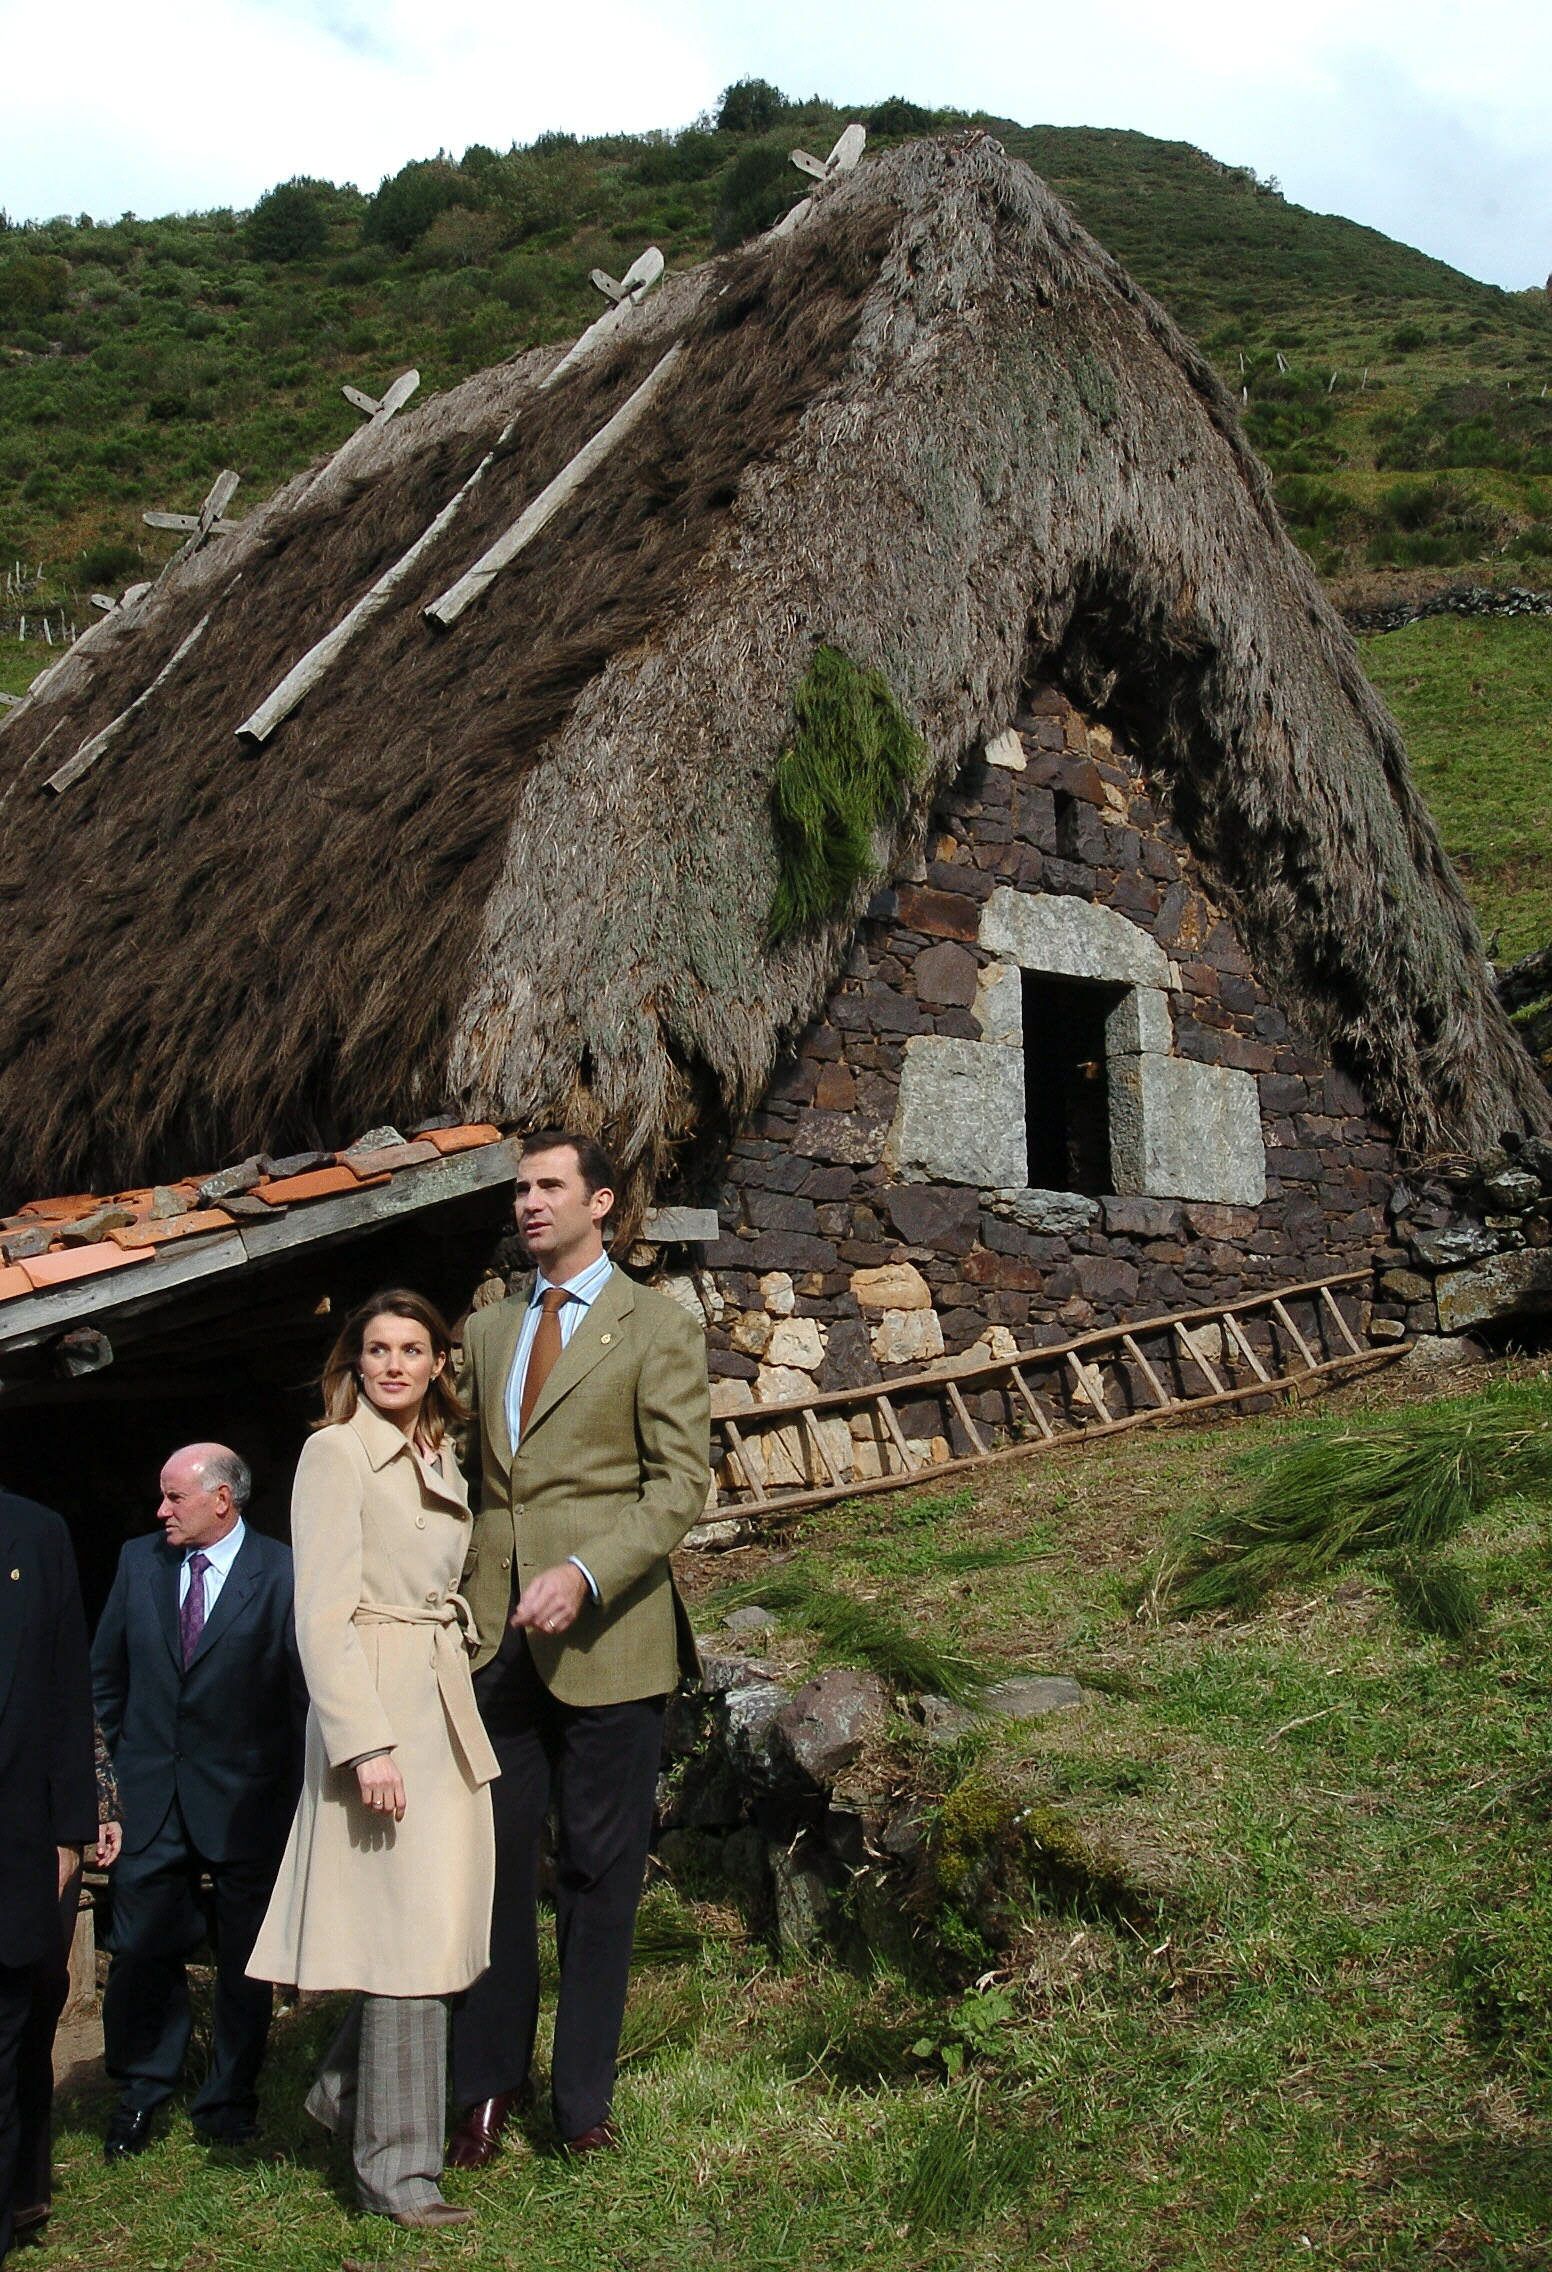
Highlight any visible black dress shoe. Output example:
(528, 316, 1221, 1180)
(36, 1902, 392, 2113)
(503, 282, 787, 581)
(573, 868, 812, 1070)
(563, 2118, 619, 2157)
(446, 2091, 520, 2170)
(193, 2116, 258, 2147)
(103, 2106, 159, 2160)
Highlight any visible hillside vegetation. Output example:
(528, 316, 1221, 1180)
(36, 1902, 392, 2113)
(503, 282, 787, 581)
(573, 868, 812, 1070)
(3, 91, 1550, 606)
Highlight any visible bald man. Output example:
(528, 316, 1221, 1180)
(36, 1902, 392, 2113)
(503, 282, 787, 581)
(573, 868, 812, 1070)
(92, 1445, 304, 2154)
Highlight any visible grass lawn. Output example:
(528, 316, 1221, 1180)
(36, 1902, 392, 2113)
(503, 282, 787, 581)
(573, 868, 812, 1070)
(1359, 614, 1552, 962)
(38, 1357, 1552, 2270)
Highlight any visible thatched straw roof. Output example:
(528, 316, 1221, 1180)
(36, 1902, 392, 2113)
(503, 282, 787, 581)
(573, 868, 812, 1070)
(0, 134, 1543, 1209)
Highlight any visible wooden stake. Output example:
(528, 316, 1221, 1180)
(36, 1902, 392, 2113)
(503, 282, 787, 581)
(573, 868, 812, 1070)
(46, 615, 211, 794)
(238, 261, 667, 744)
(424, 342, 685, 630)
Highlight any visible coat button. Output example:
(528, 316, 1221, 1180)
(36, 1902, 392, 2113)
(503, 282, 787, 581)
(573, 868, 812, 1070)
(502, 1557, 511, 1570)
(424, 1590, 438, 1605)
(415, 1514, 427, 1529)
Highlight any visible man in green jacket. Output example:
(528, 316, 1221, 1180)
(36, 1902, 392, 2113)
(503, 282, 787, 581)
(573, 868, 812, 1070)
(449, 1129, 710, 2164)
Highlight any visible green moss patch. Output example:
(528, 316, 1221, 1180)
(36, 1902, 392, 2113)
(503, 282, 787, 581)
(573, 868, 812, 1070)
(766, 645, 925, 943)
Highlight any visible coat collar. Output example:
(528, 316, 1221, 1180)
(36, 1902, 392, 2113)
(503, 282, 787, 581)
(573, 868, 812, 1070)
(346, 1399, 469, 1512)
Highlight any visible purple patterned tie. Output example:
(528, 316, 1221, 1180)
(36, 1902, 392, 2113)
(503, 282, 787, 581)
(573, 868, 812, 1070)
(181, 1550, 210, 1668)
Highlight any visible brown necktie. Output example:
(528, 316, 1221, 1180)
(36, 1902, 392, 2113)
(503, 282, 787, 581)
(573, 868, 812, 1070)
(518, 1286, 571, 1439)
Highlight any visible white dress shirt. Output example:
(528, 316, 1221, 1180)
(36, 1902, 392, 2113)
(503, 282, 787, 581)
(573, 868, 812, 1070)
(178, 1516, 246, 1616)
(504, 1250, 614, 1601)
(503, 1250, 615, 1451)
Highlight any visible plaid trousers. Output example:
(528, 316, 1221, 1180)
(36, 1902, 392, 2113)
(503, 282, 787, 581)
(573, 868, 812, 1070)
(306, 1994, 447, 2216)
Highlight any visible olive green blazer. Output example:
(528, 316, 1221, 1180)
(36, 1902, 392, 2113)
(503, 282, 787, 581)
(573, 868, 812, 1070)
(458, 1268, 710, 1705)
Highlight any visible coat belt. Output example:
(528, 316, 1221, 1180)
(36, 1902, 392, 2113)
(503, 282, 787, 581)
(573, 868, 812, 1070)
(352, 1596, 500, 1787)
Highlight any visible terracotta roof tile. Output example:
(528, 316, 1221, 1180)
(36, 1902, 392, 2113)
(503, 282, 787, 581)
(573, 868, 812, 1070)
(255, 1164, 391, 1206)
(17, 1195, 102, 1224)
(420, 1124, 504, 1156)
(20, 1245, 145, 1291)
(0, 1265, 33, 1303)
(107, 1209, 237, 1250)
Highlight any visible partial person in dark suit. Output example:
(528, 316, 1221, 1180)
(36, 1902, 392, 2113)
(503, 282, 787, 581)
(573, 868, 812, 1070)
(0, 1488, 97, 2266)
(9, 1726, 119, 2246)
(92, 1444, 304, 2156)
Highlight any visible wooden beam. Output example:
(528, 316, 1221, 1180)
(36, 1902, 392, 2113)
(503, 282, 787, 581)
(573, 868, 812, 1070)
(46, 614, 212, 795)
(424, 343, 685, 630)
(236, 428, 513, 745)
(541, 247, 664, 388)
(237, 258, 666, 744)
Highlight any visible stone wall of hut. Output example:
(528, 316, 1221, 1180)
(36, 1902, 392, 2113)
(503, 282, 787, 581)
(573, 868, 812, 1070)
(692, 684, 1408, 1422)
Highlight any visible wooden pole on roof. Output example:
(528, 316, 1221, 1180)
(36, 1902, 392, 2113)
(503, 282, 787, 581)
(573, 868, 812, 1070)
(234, 252, 666, 744)
(423, 340, 685, 630)
(144, 470, 242, 576)
(45, 613, 213, 795)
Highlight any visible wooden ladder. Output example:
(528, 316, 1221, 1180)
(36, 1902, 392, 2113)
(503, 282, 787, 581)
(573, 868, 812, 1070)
(701, 1270, 1401, 1534)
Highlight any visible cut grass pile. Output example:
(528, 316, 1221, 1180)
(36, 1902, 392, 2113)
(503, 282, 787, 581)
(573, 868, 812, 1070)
(1146, 1376, 1552, 1617)
(40, 1355, 1552, 2269)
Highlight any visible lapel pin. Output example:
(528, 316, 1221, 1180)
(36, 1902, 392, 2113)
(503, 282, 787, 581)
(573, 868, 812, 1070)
(600, 1332, 613, 1345)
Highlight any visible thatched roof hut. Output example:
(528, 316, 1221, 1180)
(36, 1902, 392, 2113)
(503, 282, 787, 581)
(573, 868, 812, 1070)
(1, 133, 1543, 1213)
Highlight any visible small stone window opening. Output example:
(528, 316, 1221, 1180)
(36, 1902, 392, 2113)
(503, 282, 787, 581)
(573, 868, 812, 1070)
(1021, 971, 1128, 1195)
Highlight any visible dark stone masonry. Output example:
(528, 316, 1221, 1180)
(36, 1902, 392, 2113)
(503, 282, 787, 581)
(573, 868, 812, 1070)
(692, 684, 1415, 1406)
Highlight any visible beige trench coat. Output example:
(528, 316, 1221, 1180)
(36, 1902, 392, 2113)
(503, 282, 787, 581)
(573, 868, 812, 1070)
(248, 1400, 498, 1997)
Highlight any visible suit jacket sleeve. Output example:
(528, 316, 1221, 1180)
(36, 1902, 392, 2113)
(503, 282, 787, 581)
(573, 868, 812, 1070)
(90, 1548, 131, 1763)
(290, 1429, 398, 1769)
(48, 1519, 99, 1848)
(575, 1304, 710, 1606)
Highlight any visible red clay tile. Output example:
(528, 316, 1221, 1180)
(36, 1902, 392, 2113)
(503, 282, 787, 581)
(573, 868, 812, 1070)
(421, 1124, 504, 1156)
(0, 1264, 33, 1304)
(255, 1165, 391, 1207)
(107, 1209, 237, 1250)
(20, 1245, 145, 1291)
(17, 1195, 103, 1223)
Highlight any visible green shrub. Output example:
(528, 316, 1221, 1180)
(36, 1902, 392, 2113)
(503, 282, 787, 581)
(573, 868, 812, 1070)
(715, 77, 791, 133)
(0, 253, 70, 320)
(246, 178, 329, 263)
(364, 158, 469, 253)
(767, 645, 925, 941)
(867, 97, 937, 138)
(713, 144, 803, 248)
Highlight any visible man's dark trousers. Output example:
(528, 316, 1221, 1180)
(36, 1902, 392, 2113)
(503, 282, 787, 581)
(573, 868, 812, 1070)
(0, 1489, 96, 2264)
(93, 1528, 302, 2132)
(101, 1807, 278, 2126)
(451, 1638, 664, 2140)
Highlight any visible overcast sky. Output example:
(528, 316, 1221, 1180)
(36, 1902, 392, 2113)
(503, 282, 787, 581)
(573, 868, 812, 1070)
(5, 0, 1548, 291)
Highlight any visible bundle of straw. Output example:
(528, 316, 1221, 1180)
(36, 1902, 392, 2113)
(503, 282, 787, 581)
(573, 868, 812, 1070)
(1156, 1382, 1552, 1615)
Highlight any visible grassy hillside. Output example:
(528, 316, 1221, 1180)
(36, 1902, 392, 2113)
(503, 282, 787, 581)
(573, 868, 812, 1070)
(2, 98, 1550, 604)
(1359, 617, 1552, 962)
(43, 1360, 1552, 2269)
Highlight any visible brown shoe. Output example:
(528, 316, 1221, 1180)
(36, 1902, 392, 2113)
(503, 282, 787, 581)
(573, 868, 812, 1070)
(563, 2119, 620, 2157)
(446, 2092, 519, 2171)
(389, 2200, 476, 2229)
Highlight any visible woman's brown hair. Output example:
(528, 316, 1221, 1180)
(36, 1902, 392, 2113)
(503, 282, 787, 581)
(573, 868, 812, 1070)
(317, 1288, 468, 1445)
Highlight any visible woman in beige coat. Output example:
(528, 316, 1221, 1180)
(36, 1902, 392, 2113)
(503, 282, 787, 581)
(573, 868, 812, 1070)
(248, 1289, 497, 2229)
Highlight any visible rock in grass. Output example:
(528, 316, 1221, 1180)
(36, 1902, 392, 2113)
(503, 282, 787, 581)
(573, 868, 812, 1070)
(774, 1667, 890, 1783)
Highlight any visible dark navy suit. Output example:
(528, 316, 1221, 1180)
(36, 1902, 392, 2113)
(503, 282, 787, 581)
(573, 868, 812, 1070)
(0, 1492, 96, 2262)
(92, 1529, 304, 2131)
